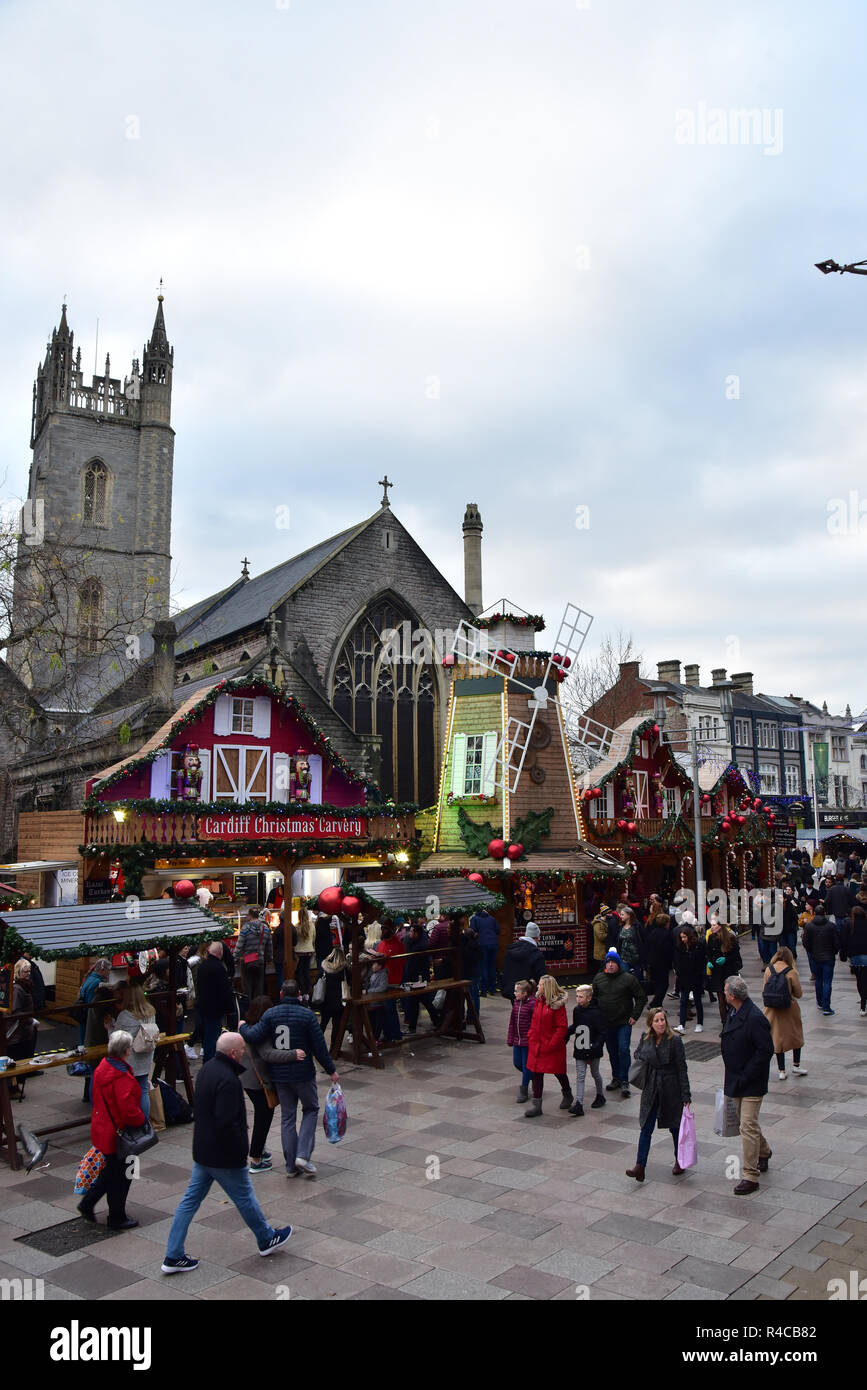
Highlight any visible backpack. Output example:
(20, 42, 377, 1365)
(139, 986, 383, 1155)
(762, 964, 792, 1010)
(131, 1017, 160, 1052)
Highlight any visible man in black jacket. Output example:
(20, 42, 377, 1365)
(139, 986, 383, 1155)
(161, 1033, 292, 1274)
(721, 976, 774, 1195)
(196, 942, 237, 1062)
(500, 923, 546, 999)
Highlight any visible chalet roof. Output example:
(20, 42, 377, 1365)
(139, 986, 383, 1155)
(0, 899, 222, 960)
(92, 682, 222, 786)
(421, 848, 627, 877)
(348, 875, 505, 917)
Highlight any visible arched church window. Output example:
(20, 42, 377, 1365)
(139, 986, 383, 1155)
(83, 461, 108, 527)
(78, 578, 102, 657)
(329, 598, 439, 803)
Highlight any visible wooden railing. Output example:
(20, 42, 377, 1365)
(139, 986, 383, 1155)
(83, 810, 416, 848)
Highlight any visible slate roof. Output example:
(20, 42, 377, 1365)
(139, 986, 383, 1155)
(0, 899, 220, 958)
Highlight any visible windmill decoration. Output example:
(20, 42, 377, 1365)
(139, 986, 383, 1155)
(451, 602, 629, 799)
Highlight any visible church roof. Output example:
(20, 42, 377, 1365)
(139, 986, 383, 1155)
(172, 519, 371, 655)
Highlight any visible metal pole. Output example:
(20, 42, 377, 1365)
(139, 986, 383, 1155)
(690, 726, 705, 923)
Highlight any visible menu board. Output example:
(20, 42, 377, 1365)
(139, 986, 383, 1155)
(83, 879, 112, 903)
(514, 925, 589, 974)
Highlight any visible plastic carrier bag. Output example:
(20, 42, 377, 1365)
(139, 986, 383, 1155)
(322, 1081, 347, 1144)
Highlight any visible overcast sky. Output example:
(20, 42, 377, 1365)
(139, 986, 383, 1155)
(1, 0, 865, 714)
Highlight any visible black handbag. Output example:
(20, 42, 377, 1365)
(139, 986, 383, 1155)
(104, 1085, 159, 1160)
(628, 1056, 648, 1091)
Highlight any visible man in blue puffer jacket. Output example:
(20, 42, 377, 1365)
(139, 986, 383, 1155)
(471, 909, 501, 996)
(240, 981, 338, 1178)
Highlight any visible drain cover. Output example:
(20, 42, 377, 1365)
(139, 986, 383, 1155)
(16, 1218, 114, 1257)
(683, 1041, 723, 1062)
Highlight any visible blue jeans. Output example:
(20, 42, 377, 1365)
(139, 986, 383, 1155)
(813, 959, 835, 1011)
(637, 1101, 679, 1167)
(480, 945, 498, 994)
(469, 980, 481, 1017)
(275, 1079, 319, 1171)
(165, 1162, 275, 1259)
(512, 1045, 531, 1087)
(201, 1018, 222, 1062)
(757, 936, 777, 967)
(605, 1024, 631, 1086)
(136, 1074, 150, 1121)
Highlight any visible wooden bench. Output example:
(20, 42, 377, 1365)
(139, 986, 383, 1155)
(0, 1032, 192, 1172)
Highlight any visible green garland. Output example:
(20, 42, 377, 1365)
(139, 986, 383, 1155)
(474, 613, 545, 631)
(83, 796, 417, 818)
(88, 675, 381, 802)
(0, 917, 229, 964)
(80, 836, 420, 866)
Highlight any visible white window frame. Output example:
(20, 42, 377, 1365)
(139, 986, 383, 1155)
(464, 734, 485, 795)
(757, 721, 777, 750)
(784, 765, 800, 796)
(734, 718, 751, 746)
(232, 698, 255, 734)
(214, 745, 271, 802)
(759, 762, 779, 794)
(783, 728, 799, 751)
(831, 735, 847, 762)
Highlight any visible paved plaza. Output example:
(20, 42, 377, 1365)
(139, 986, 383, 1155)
(1, 944, 866, 1302)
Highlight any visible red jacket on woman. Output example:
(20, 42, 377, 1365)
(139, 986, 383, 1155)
(90, 1057, 145, 1156)
(527, 998, 568, 1074)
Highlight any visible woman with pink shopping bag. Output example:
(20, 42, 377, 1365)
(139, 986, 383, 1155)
(625, 1007, 692, 1182)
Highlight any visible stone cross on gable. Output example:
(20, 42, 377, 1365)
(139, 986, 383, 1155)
(378, 475, 394, 507)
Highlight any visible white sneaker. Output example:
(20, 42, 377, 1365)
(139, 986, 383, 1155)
(792, 1065, 808, 1076)
(184, 1045, 198, 1060)
(694, 1025, 703, 1033)
(294, 1158, 317, 1176)
(777, 1069, 787, 1080)
(674, 1024, 685, 1033)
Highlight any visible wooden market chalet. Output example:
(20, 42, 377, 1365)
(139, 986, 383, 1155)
(576, 715, 778, 901)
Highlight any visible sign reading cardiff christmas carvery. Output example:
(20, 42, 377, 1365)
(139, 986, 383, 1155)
(198, 815, 368, 840)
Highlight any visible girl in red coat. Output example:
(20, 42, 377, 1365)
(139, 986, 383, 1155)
(77, 1030, 146, 1229)
(525, 975, 572, 1117)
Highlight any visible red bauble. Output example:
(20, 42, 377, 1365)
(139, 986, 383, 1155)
(467, 872, 484, 884)
(626, 822, 637, 834)
(340, 895, 361, 916)
(721, 819, 732, 833)
(496, 649, 508, 659)
(592, 787, 602, 798)
(562, 656, 572, 668)
(767, 813, 776, 823)
(753, 798, 762, 811)
(174, 879, 195, 900)
(552, 653, 562, 665)
(488, 837, 506, 860)
(317, 885, 344, 914)
(616, 819, 627, 830)
(506, 652, 516, 662)
(507, 843, 524, 860)
(583, 789, 593, 800)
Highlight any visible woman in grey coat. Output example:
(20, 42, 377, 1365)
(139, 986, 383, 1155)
(625, 1006, 691, 1182)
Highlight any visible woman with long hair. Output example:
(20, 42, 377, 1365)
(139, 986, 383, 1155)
(672, 926, 706, 1034)
(705, 918, 742, 1028)
(524, 975, 572, 1118)
(293, 906, 316, 1001)
(626, 1006, 691, 1182)
(762, 946, 806, 1079)
(114, 982, 159, 1120)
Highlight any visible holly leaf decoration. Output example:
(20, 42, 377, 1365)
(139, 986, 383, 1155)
(457, 806, 499, 860)
(510, 806, 554, 853)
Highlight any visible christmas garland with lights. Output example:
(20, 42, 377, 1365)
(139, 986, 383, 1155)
(87, 675, 379, 801)
(83, 796, 417, 819)
(474, 613, 545, 631)
(80, 836, 421, 875)
(0, 914, 229, 965)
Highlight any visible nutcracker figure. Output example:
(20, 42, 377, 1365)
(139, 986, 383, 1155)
(180, 744, 203, 800)
(292, 751, 311, 804)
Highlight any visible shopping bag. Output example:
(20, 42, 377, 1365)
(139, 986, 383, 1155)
(312, 974, 326, 1004)
(74, 1147, 105, 1195)
(713, 1087, 740, 1138)
(677, 1105, 698, 1169)
(149, 1080, 166, 1132)
(322, 1081, 348, 1144)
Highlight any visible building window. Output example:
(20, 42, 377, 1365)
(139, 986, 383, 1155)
(734, 718, 751, 745)
(759, 762, 779, 794)
(862, 779, 867, 805)
(783, 728, 799, 751)
(77, 578, 102, 656)
(832, 735, 847, 761)
(698, 715, 722, 741)
(464, 736, 484, 794)
(833, 775, 849, 807)
(756, 722, 777, 750)
(83, 461, 108, 526)
(330, 598, 439, 804)
(785, 765, 801, 796)
(231, 698, 255, 733)
(861, 753, 867, 772)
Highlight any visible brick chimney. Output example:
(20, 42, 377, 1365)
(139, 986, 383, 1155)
(462, 503, 483, 615)
(150, 619, 177, 711)
(619, 660, 640, 678)
(710, 668, 727, 687)
(731, 671, 754, 696)
(657, 659, 681, 684)
(683, 663, 700, 686)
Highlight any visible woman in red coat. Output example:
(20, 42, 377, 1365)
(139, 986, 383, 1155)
(77, 1030, 146, 1230)
(524, 976, 572, 1118)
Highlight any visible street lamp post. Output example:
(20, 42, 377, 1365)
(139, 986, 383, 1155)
(815, 257, 867, 277)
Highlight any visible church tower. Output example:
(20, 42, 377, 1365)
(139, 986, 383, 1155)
(11, 296, 174, 688)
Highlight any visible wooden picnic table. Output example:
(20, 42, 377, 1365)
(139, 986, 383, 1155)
(0, 1031, 192, 1172)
